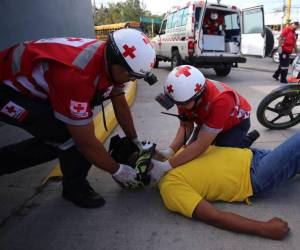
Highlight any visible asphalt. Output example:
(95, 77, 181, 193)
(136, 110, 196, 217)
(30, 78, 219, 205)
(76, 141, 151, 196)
(0, 58, 300, 250)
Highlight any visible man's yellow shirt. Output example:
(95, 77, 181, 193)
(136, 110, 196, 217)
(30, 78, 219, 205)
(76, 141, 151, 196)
(159, 146, 253, 218)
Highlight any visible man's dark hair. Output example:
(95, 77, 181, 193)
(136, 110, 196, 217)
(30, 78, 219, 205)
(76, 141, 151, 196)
(291, 21, 299, 26)
(109, 135, 138, 164)
(109, 135, 156, 186)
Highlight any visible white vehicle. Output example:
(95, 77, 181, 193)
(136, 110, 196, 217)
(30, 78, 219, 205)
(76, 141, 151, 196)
(291, 56, 300, 79)
(151, 1, 273, 76)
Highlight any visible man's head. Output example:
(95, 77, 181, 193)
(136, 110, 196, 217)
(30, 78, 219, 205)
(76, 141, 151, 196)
(105, 28, 156, 84)
(109, 135, 156, 188)
(290, 20, 299, 30)
(163, 65, 206, 111)
(210, 12, 218, 20)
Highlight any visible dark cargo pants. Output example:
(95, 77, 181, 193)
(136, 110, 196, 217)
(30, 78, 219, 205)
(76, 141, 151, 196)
(0, 84, 91, 193)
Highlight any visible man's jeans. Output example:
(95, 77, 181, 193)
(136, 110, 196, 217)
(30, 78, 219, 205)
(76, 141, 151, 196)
(250, 133, 300, 195)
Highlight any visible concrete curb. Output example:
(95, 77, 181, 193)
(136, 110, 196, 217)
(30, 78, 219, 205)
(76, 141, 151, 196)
(41, 81, 137, 185)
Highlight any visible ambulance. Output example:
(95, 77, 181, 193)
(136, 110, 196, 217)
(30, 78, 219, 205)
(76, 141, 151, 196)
(151, 1, 274, 76)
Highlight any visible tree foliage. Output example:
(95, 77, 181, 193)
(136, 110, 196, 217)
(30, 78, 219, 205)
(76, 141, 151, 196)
(94, 0, 139, 25)
(93, 0, 163, 25)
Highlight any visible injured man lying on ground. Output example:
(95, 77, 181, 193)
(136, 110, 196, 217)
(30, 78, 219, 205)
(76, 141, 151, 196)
(109, 133, 300, 240)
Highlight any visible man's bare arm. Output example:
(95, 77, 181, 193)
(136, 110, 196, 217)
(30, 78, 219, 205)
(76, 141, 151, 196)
(169, 121, 194, 152)
(67, 122, 118, 174)
(194, 199, 289, 240)
(169, 128, 216, 168)
(111, 92, 137, 139)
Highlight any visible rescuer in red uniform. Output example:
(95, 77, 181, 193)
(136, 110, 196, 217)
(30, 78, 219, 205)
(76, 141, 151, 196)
(273, 21, 299, 83)
(0, 29, 156, 208)
(203, 12, 225, 35)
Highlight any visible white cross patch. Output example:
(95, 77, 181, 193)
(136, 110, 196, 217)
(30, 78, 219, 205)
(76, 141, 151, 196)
(70, 100, 89, 118)
(0, 101, 28, 121)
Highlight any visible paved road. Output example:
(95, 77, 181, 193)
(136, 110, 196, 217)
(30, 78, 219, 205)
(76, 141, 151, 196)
(1, 60, 300, 250)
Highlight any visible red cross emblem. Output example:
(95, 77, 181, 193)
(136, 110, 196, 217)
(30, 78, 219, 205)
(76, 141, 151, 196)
(122, 44, 136, 59)
(5, 106, 16, 114)
(194, 83, 202, 93)
(167, 84, 174, 93)
(74, 103, 85, 113)
(175, 66, 191, 77)
(67, 38, 82, 42)
(150, 59, 156, 68)
(142, 34, 150, 45)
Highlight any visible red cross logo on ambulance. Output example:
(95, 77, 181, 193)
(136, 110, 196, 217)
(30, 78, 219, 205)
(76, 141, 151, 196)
(70, 100, 89, 118)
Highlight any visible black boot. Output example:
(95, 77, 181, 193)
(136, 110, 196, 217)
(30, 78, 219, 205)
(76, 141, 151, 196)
(272, 74, 279, 81)
(62, 186, 105, 208)
(246, 130, 260, 146)
(280, 79, 288, 84)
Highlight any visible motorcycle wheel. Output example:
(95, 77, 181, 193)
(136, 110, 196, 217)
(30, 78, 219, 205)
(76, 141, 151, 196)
(257, 84, 300, 129)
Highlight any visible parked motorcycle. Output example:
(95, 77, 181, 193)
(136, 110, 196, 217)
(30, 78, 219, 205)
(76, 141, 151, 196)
(257, 84, 300, 129)
(257, 56, 300, 129)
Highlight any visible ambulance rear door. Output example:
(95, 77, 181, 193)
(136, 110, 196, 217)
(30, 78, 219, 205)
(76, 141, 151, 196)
(241, 5, 265, 57)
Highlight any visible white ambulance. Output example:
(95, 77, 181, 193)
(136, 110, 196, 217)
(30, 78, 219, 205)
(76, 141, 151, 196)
(151, 1, 273, 76)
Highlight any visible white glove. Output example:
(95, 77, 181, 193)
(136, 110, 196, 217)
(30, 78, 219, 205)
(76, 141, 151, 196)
(112, 164, 140, 189)
(157, 147, 175, 159)
(149, 159, 172, 183)
(133, 138, 154, 151)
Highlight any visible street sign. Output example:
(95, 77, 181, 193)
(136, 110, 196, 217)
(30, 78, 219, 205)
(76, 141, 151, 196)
(140, 17, 161, 25)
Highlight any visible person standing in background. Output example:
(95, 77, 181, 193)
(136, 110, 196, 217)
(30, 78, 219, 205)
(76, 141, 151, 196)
(273, 21, 299, 83)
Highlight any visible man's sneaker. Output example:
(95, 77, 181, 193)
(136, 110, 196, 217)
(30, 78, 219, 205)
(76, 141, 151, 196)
(63, 187, 105, 208)
(272, 74, 279, 81)
(247, 130, 260, 144)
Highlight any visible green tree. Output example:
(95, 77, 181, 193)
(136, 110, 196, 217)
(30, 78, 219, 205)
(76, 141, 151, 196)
(94, 0, 147, 25)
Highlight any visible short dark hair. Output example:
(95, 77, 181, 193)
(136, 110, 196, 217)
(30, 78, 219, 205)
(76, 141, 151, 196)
(291, 21, 299, 26)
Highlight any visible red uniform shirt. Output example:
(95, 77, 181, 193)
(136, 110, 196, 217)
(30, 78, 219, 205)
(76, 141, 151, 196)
(178, 80, 251, 133)
(281, 26, 298, 53)
(0, 37, 122, 125)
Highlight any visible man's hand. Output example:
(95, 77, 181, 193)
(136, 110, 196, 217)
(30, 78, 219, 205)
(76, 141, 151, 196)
(149, 159, 172, 183)
(157, 147, 175, 159)
(278, 46, 282, 54)
(193, 200, 290, 240)
(260, 217, 290, 240)
(112, 164, 142, 190)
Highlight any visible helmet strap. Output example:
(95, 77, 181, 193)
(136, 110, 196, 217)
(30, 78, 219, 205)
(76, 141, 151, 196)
(191, 95, 202, 110)
(104, 46, 117, 83)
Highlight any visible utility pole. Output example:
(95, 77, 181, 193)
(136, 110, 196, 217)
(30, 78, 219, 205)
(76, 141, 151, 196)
(284, 0, 291, 24)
